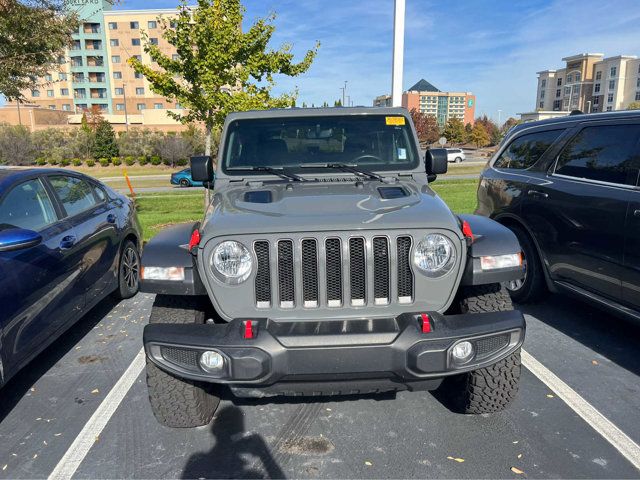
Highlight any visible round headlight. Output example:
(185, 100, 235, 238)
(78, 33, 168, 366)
(210, 241, 253, 283)
(414, 234, 456, 277)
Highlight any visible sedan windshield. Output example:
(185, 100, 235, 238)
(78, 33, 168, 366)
(222, 114, 420, 175)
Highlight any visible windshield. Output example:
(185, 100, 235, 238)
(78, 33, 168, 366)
(222, 114, 420, 174)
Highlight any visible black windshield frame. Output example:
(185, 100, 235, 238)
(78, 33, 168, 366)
(221, 114, 420, 176)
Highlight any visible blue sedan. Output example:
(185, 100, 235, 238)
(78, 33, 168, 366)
(0, 168, 142, 387)
(170, 168, 205, 187)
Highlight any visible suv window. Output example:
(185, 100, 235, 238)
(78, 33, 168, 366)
(0, 178, 57, 231)
(493, 129, 564, 169)
(554, 124, 640, 186)
(49, 175, 97, 217)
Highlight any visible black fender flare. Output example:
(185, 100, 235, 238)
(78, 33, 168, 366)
(140, 222, 207, 296)
(458, 214, 525, 286)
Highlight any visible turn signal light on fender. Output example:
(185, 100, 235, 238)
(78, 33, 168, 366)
(243, 320, 254, 339)
(188, 229, 201, 252)
(461, 220, 474, 242)
(420, 313, 432, 333)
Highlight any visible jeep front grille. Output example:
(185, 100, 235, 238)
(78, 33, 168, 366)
(253, 235, 413, 309)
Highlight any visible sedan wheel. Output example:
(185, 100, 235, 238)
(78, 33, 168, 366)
(114, 240, 140, 299)
(179, 178, 190, 187)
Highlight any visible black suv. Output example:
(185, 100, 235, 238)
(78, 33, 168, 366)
(476, 110, 640, 321)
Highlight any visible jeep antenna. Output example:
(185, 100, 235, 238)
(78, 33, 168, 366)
(391, 0, 405, 107)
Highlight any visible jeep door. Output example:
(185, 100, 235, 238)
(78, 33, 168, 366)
(522, 120, 640, 302)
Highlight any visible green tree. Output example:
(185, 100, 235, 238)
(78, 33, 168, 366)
(80, 113, 91, 133)
(334, 99, 342, 107)
(443, 117, 465, 145)
(475, 115, 500, 146)
(129, 0, 319, 157)
(627, 101, 640, 110)
(0, 124, 35, 165)
(92, 120, 119, 159)
(464, 122, 473, 142)
(0, 0, 78, 101)
(469, 123, 490, 148)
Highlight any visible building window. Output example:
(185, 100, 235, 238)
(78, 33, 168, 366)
(110, 39, 119, 47)
(112, 55, 121, 63)
(115, 87, 124, 95)
(564, 86, 571, 95)
(575, 72, 581, 82)
(116, 103, 125, 111)
(541, 79, 546, 88)
(135, 87, 144, 94)
(636, 91, 640, 101)
(594, 83, 600, 93)
(555, 89, 561, 98)
(170, 20, 178, 28)
(62, 104, 71, 111)
(134, 72, 143, 79)
(595, 71, 602, 81)
(133, 55, 142, 61)
(132, 38, 141, 46)
(60, 88, 69, 95)
(76, 104, 87, 110)
(149, 38, 158, 45)
(172, 54, 180, 61)
(154, 103, 163, 109)
(44, 74, 52, 82)
(567, 74, 573, 83)
(607, 93, 614, 103)
(31, 90, 40, 97)
(610, 66, 617, 77)
(609, 80, 615, 90)
(130, 21, 139, 29)
(49, 105, 56, 110)
(70, 56, 82, 67)
(148, 20, 157, 28)
(59, 73, 67, 81)
(46, 89, 54, 97)
(175, 103, 182, 109)
(113, 71, 122, 79)
(557, 78, 562, 86)
(540, 90, 545, 99)
(553, 100, 562, 110)
(108, 22, 117, 30)
(637, 78, 640, 88)
(593, 96, 599, 105)
(136, 103, 146, 110)
(539, 101, 544, 108)
(606, 106, 613, 111)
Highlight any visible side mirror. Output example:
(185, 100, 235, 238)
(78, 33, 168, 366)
(190, 155, 214, 182)
(0, 228, 42, 252)
(425, 148, 448, 176)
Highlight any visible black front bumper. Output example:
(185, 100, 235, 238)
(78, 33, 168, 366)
(144, 310, 525, 396)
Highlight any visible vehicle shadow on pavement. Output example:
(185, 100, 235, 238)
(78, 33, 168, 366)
(182, 405, 286, 479)
(516, 293, 640, 376)
(0, 296, 119, 424)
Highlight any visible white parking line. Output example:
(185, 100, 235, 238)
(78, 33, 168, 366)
(522, 349, 640, 471)
(48, 348, 146, 480)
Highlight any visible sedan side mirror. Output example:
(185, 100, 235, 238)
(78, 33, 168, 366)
(190, 156, 214, 182)
(426, 148, 448, 176)
(0, 228, 42, 252)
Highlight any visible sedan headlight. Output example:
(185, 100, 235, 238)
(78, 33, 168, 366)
(210, 241, 253, 283)
(414, 234, 456, 277)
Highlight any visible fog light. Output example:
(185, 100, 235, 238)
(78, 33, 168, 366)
(451, 341, 474, 364)
(199, 350, 224, 372)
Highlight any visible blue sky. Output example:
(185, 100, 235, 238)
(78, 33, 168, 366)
(7, 0, 640, 121)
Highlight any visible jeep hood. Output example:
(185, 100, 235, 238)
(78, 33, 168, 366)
(202, 180, 460, 238)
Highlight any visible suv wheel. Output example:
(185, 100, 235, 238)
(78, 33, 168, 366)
(438, 283, 521, 414)
(455, 156, 462, 163)
(505, 224, 545, 303)
(146, 295, 220, 428)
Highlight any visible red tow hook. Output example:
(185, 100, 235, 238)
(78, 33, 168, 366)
(420, 313, 432, 334)
(243, 320, 254, 339)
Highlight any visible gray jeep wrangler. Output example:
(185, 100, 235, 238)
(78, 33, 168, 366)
(140, 107, 526, 428)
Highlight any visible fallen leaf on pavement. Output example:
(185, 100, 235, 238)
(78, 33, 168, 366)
(91, 389, 99, 394)
(592, 360, 599, 365)
(511, 466, 524, 474)
(517, 454, 522, 459)
(447, 456, 465, 463)
(546, 394, 554, 398)
(364, 461, 372, 466)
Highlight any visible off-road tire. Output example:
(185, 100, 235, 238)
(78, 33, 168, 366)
(506, 224, 545, 304)
(439, 283, 521, 414)
(113, 240, 140, 300)
(146, 295, 220, 428)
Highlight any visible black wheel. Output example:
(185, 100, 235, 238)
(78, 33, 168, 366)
(455, 156, 462, 163)
(146, 295, 220, 428)
(438, 283, 521, 414)
(505, 224, 545, 303)
(179, 178, 190, 187)
(114, 240, 140, 299)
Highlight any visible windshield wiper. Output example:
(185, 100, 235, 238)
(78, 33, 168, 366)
(227, 166, 307, 182)
(300, 163, 383, 182)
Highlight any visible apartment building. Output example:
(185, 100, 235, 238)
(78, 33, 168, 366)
(374, 79, 476, 126)
(535, 53, 640, 114)
(8, 0, 183, 125)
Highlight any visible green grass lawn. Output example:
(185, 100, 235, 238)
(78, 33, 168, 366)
(442, 163, 485, 176)
(135, 179, 480, 241)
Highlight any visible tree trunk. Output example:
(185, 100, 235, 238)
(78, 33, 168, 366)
(205, 123, 212, 157)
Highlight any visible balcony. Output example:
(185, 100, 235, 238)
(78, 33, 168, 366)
(85, 40, 103, 51)
(83, 23, 101, 34)
(74, 92, 87, 99)
(86, 56, 104, 67)
(90, 88, 107, 99)
(70, 57, 83, 67)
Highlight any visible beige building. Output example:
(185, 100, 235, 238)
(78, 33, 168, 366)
(4, 0, 186, 129)
(534, 53, 640, 114)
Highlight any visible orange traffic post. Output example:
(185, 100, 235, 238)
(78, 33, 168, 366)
(123, 168, 135, 198)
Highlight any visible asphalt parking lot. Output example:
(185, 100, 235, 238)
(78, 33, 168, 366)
(1, 293, 639, 479)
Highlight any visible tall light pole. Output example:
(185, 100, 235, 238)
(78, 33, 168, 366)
(498, 109, 502, 124)
(342, 80, 347, 106)
(391, 0, 405, 107)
